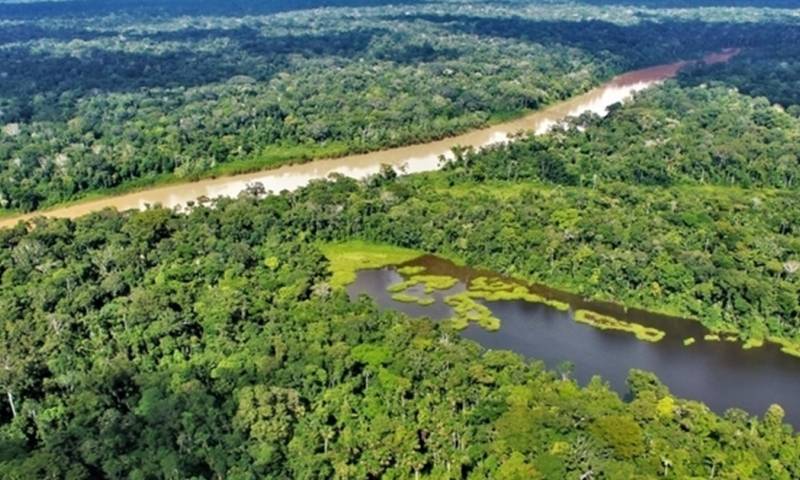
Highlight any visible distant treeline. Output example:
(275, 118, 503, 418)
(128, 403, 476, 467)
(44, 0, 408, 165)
(0, 0, 427, 19)
(577, 0, 800, 8)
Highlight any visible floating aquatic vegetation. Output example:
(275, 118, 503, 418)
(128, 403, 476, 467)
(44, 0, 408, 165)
(573, 310, 665, 343)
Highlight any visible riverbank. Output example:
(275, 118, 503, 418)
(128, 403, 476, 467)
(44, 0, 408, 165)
(1, 53, 716, 229)
(0, 104, 569, 227)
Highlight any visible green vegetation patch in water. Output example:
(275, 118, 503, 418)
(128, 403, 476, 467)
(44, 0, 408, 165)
(683, 337, 696, 346)
(391, 292, 436, 306)
(769, 337, 800, 358)
(468, 277, 570, 311)
(321, 241, 423, 288)
(470, 276, 517, 292)
(444, 293, 501, 331)
(417, 275, 459, 291)
(781, 345, 800, 358)
(397, 265, 427, 276)
(390, 274, 459, 294)
(573, 310, 666, 343)
(743, 338, 765, 350)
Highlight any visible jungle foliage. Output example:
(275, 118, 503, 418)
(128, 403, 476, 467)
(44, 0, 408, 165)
(2, 0, 799, 211)
(1, 193, 798, 479)
(3, 1, 800, 478)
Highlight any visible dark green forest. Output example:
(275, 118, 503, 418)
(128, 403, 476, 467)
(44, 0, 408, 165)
(682, 45, 800, 112)
(3, 84, 800, 477)
(446, 83, 800, 189)
(3, 0, 800, 479)
(1, 0, 799, 211)
(1, 187, 798, 479)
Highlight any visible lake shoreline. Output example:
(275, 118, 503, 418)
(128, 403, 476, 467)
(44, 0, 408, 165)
(346, 251, 800, 427)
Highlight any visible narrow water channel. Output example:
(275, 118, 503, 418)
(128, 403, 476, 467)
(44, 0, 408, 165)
(0, 49, 739, 229)
(348, 254, 800, 428)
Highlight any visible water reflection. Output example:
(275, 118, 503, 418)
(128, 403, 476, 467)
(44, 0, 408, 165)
(349, 255, 800, 427)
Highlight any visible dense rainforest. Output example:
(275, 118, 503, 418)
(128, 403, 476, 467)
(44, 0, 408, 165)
(423, 82, 800, 343)
(682, 44, 800, 112)
(1, 190, 798, 479)
(1, 0, 800, 211)
(4, 0, 800, 479)
(447, 83, 800, 189)
(3, 82, 800, 477)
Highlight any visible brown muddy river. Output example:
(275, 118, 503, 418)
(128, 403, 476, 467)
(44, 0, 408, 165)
(350, 254, 800, 428)
(0, 50, 738, 229)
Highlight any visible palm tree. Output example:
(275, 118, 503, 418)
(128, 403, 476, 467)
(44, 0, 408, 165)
(0, 354, 17, 418)
(661, 456, 673, 477)
(704, 451, 726, 479)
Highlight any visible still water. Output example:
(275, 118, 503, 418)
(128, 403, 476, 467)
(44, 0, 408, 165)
(349, 254, 800, 427)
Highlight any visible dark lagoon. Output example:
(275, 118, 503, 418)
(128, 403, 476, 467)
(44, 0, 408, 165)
(348, 255, 800, 427)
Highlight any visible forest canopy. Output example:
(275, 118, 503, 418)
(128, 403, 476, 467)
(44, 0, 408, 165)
(1, 182, 798, 479)
(1, 0, 799, 211)
(3, 1, 800, 479)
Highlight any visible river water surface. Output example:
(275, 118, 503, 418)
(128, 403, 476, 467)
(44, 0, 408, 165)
(0, 50, 738, 229)
(349, 255, 800, 428)
(7, 49, 776, 421)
